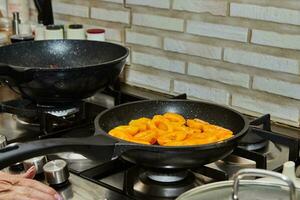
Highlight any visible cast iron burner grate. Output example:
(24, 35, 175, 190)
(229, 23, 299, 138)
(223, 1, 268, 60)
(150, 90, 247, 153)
(78, 114, 300, 200)
(124, 168, 197, 200)
(0, 99, 89, 135)
(238, 114, 271, 150)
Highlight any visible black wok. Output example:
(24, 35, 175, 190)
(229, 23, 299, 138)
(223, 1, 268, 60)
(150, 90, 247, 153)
(0, 100, 249, 169)
(0, 40, 128, 104)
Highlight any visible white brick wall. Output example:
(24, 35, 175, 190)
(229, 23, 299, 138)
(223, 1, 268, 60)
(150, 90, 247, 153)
(52, 2, 89, 17)
(224, 48, 300, 75)
(230, 3, 300, 26)
(132, 51, 185, 74)
(126, 69, 171, 92)
(126, 31, 162, 48)
(173, 0, 227, 16)
(132, 13, 184, 32)
(186, 21, 248, 42)
(127, 0, 170, 9)
(101, 27, 122, 42)
(50, 0, 300, 128)
(174, 80, 230, 105)
(164, 38, 222, 60)
(253, 76, 300, 100)
(102, 0, 123, 4)
(188, 63, 250, 88)
(252, 30, 300, 50)
(91, 7, 130, 24)
(232, 94, 299, 126)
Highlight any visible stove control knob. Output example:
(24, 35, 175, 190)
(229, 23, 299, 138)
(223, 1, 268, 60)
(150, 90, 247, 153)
(23, 156, 47, 174)
(0, 135, 7, 149)
(43, 159, 69, 186)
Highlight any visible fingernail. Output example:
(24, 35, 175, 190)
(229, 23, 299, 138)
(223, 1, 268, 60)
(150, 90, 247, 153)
(54, 194, 63, 200)
(29, 166, 35, 171)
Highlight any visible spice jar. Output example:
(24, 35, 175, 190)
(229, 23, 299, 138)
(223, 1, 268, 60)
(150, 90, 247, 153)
(67, 24, 85, 40)
(34, 24, 45, 40)
(45, 25, 63, 40)
(86, 28, 105, 41)
(19, 23, 31, 35)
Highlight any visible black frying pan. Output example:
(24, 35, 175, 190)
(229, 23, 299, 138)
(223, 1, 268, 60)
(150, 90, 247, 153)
(0, 100, 249, 169)
(0, 40, 128, 104)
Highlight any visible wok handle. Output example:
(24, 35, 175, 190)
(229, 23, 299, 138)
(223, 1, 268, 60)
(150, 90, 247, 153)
(0, 135, 118, 170)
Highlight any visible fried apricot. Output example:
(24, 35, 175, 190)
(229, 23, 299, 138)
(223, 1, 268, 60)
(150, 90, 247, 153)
(186, 119, 209, 130)
(149, 115, 173, 135)
(109, 125, 139, 136)
(134, 130, 157, 144)
(129, 117, 151, 132)
(163, 113, 185, 125)
(108, 112, 233, 146)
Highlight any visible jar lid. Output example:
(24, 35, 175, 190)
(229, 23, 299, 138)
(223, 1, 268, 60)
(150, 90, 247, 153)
(69, 24, 83, 29)
(86, 28, 105, 34)
(46, 25, 62, 30)
(10, 34, 34, 43)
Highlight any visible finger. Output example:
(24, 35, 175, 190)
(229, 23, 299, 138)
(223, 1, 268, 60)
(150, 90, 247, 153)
(21, 166, 36, 179)
(0, 193, 35, 200)
(14, 185, 57, 200)
(23, 166, 36, 179)
(19, 179, 57, 195)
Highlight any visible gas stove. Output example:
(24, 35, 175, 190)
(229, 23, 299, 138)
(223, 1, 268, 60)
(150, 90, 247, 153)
(0, 84, 299, 200)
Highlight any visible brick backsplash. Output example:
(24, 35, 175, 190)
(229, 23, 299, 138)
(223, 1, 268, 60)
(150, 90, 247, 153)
(27, 0, 300, 127)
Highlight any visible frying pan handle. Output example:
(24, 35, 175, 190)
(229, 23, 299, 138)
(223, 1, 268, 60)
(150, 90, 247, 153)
(0, 135, 118, 170)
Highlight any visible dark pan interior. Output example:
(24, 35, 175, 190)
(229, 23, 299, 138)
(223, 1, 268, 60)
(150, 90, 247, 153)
(97, 100, 246, 137)
(0, 40, 128, 69)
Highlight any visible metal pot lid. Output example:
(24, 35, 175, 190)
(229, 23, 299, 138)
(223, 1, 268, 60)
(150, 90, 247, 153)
(177, 169, 299, 200)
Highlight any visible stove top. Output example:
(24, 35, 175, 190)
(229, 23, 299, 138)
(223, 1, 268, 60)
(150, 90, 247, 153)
(0, 84, 299, 200)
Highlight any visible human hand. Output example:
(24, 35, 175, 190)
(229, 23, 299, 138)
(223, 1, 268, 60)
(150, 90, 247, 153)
(0, 166, 62, 200)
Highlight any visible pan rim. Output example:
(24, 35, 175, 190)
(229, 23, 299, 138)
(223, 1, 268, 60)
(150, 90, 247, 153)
(95, 99, 249, 150)
(0, 40, 129, 71)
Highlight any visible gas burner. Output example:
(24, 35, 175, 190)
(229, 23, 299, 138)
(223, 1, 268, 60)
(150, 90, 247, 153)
(238, 140, 269, 151)
(56, 153, 87, 160)
(45, 107, 79, 117)
(211, 141, 289, 179)
(146, 170, 189, 182)
(36, 103, 81, 117)
(0, 99, 90, 136)
(125, 168, 198, 199)
(13, 115, 40, 126)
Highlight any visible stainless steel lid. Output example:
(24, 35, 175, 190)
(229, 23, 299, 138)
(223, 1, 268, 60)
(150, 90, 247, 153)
(43, 159, 69, 185)
(177, 169, 299, 200)
(23, 156, 47, 174)
(0, 135, 7, 149)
